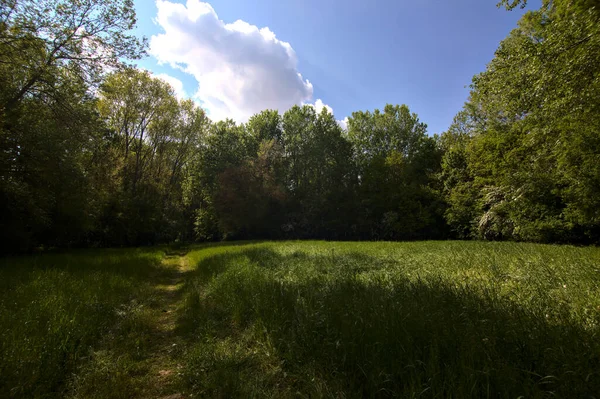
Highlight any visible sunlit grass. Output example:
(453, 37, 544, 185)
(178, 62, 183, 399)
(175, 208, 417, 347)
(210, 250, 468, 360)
(1, 241, 599, 398)
(179, 241, 600, 398)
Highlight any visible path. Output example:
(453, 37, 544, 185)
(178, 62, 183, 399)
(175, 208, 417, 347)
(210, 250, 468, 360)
(67, 249, 194, 398)
(146, 250, 190, 399)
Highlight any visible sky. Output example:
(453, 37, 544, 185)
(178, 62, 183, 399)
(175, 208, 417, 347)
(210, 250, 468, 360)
(133, 0, 540, 135)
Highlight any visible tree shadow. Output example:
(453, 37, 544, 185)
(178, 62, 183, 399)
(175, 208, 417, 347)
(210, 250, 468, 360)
(178, 247, 600, 398)
(0, 245, 194, 398)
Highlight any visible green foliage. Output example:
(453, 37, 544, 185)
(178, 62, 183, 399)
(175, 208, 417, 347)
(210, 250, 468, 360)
(0, 0, 149, 251)
(0, 0, 145, 113)
(2, 0, 600, 251)
(499, 0, 600, 18)
(0, 75, 100, 251)
(441, 0, 600, 243)
(189, 105, 358, 241)
(280, 105, 355, 238)
(247, 109, 283, 147)
(214, 140, 287, 238)
(97, 69, 205, 245)
(348, 104, 445, 239)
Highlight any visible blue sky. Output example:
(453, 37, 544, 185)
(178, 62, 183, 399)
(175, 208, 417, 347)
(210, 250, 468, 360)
(133, 0, 539, 134)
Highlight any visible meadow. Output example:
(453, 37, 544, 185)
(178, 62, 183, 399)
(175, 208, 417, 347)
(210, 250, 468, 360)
(1, 241, 599, 398)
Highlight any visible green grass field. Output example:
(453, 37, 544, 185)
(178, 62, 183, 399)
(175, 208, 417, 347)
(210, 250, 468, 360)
(1, 241, 599, 398)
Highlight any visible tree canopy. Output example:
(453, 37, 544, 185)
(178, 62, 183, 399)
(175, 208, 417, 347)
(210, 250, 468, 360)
(441, 0, 600, 242)
(1, 0, 599, 252)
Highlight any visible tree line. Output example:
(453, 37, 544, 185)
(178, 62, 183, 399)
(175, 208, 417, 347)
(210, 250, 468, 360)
(1, 0, 598, 253)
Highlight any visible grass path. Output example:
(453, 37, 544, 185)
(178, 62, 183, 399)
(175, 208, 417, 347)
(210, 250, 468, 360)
(142, 250, 190, 399)
(66, 249, 194, 399)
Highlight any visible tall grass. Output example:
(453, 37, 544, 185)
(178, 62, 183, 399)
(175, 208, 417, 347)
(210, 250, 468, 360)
(2, 241, 599, 397)
(0, 248, 165, 398)
(179, 241, 600, 397)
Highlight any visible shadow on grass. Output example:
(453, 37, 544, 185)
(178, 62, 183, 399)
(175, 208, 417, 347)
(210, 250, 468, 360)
(178, 247, 600, 398)
(0, 246, 184, 399)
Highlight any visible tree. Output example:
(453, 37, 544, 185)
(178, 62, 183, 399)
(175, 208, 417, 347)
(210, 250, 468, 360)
(97, 69, 209, 245)
(0, 81, 100, 252)
(348, 104, 444, 239)
(188, 119, 251, 240)
(439, 108, 481, 239)
(99, 69, 177, 191)
(214, 140, 286, 238)
(246, 109, 283, 152)
(280, 105, 355, 238)
(442, 0, 600, 242)
(0, 0, 145, 114)
(498, 0, 600, 17)
(0, 0, 148, 252)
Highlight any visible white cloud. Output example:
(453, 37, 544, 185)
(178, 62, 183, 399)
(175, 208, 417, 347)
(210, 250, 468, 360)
(308, 98, 334, 115)
(306, 99, 348, 130)
(150, 0, 316, 122)
(154, 73, 187, 100)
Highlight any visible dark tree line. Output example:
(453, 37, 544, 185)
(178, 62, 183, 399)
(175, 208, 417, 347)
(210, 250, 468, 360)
(1, 0, 599, 253)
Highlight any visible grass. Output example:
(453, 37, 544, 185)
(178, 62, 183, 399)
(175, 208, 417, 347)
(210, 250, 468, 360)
(1, 241, 599, 397)
(0, 247, 177, 398)
(178, 241, 600, 398)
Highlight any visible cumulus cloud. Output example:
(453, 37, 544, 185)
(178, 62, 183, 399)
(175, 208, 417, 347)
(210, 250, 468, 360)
(150, 0, 317, 122)
(306, 99, 348, 130)
(154, 73, 187, 100)
(308, 99, 334, 115)
(337, 117, 349, 131)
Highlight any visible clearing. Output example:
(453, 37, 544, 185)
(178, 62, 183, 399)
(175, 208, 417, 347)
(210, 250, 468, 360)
(1, 241, 599, 398)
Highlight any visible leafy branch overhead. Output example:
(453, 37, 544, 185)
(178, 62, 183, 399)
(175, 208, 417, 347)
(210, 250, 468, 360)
(0, 0, 146, 112)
